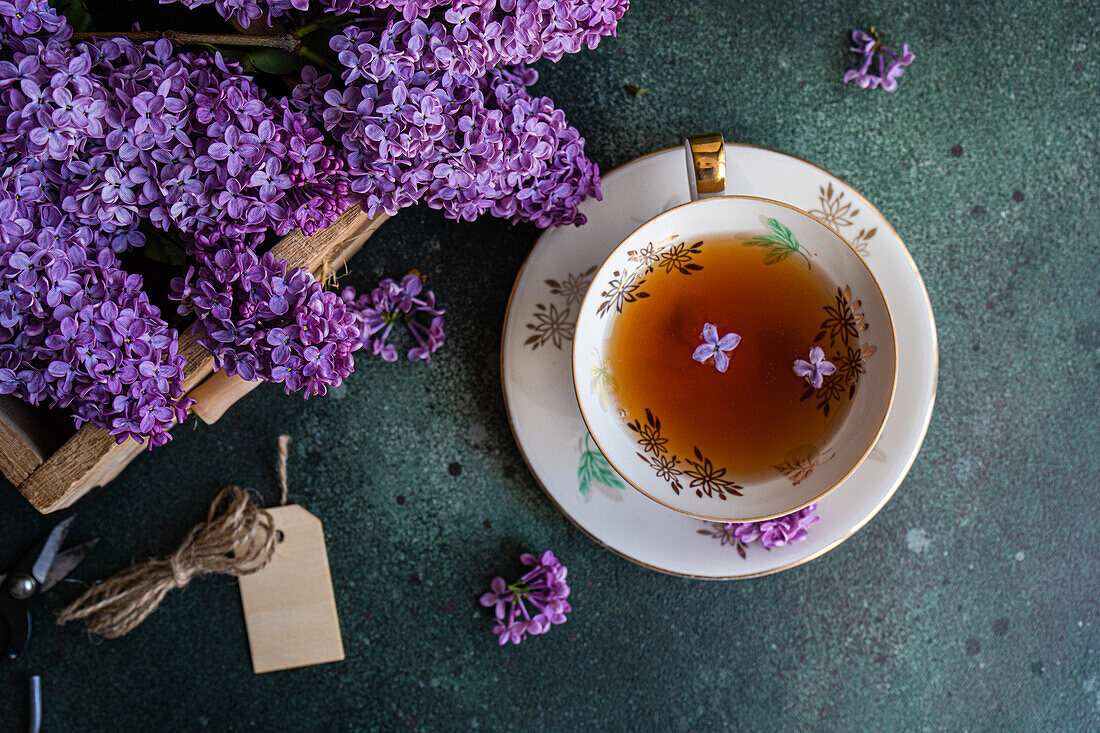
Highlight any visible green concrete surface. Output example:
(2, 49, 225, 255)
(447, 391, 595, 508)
(2, 1, 1098, 730)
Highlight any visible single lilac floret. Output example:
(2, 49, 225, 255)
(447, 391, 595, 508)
(793, 346, 836, 389)
(692, 322, 740, 373)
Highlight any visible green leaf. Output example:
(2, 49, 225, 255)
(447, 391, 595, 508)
(246, 49, 303, 76)
(578, 447, 624, 496)
(742, 219, 812, 269)
(49, 0, 91, 31)
(765, 217, 796, 247)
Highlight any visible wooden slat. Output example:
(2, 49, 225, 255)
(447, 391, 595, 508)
(15, 207, 384, 512)
(0, 397, 49, 484)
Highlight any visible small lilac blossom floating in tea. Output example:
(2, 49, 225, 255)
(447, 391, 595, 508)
(479, 551, 571, 646)
(843, 28, 915, 91)
(692, 323, 741, 373)
(793, 347, 836, 389)
(722, 504, 820, 549)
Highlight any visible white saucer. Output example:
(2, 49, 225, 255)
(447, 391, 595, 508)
(501, 144, 938, 579)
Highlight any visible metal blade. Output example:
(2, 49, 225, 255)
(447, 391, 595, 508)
(39, 538, 99, 593)
(28, 516, 75, 586)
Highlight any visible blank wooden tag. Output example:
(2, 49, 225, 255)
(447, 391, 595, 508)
(238, 505, 344, 674)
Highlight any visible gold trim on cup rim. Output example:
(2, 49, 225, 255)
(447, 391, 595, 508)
(571, 195, 899, 524)
(499, 144, 938, 580)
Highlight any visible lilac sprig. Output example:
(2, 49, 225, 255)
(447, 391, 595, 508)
(479, 551, 571, 646)
(170, 249, 361, 397)
(721, 504, 820, 550)
(843, 28, 914, 91)
(340, 272, 444, 362)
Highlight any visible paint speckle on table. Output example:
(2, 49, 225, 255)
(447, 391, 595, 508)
(906, 528, 931, 555)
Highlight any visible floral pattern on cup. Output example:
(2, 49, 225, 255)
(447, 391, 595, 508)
(742, 217, 812, 269)
(802, 285, 878, 416)
(627, 408, 743, 500)
(772, 446, 835, 486)
(588, 348, 616, 410)
(595, 235, 703, 318)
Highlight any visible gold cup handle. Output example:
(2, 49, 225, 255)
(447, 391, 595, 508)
(684, 132, 727, 201)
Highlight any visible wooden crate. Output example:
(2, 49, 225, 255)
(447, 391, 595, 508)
(0, 206, 388, 513)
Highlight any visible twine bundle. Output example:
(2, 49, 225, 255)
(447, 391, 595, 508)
(56, 436, 292, 638)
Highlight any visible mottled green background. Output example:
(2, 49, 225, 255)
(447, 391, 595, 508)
(2, 0, 1098, 730)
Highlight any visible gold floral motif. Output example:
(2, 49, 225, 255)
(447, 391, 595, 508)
(816, 285, 868, 347)
(627, 408, 741, 500)
(547, 265, 596, 306)
(626, 408, 669, 456)
(773, 447, 835, 486)
(645, 452, 683, 488)
(834, 343, 877, 390)
(654, 240, 704, 275)
(810, 182, 860, 231)
(683, 447, 742, 500)
(524, 266, 597, 351)
(596, 235, 704, 319)
(625, 242, 660, 271)
(697, 524, 750, 559)
(808, 181, 876, 253)
(524, 302, 573, 349)
(848, 227, 877, 256)
(596, 269, 648, 317)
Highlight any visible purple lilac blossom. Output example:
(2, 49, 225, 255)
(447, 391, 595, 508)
(166, 0, 628, 64)
(843, 29, 914, 91)
(478, 551, 570, 646)
(3, 6, 351, 257)
(0, 233, 192, 446)
(692, 322, 740, 373)
(340, 272, 444, 362)
(170, 249, 360, 397)
(0, 7, 194, 445)
(793, 346, 835, 389)
(294, 13, 606, 227)
(722, 504, 820, 549)
(0, 2, 360, 442)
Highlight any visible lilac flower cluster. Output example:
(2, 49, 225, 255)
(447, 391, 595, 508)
(0, 8, 195, 445)
(170, 249, 360, 396)
(479, 551, 570, 646)
(0, 1, 368, 442)
(297, 19, 602, 226)
(340, 272, 444, 362)
(3, 18, 350, 254)
(175, 0, 629, 67)
(722, 504, 820, 550)
(0, 239, 191, 446)
(843, 29, 914, 91)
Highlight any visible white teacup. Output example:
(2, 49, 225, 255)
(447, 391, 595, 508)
(571, 136, 898, 522)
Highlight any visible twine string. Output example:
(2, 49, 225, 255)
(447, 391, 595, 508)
(55, 436, 294, 639)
